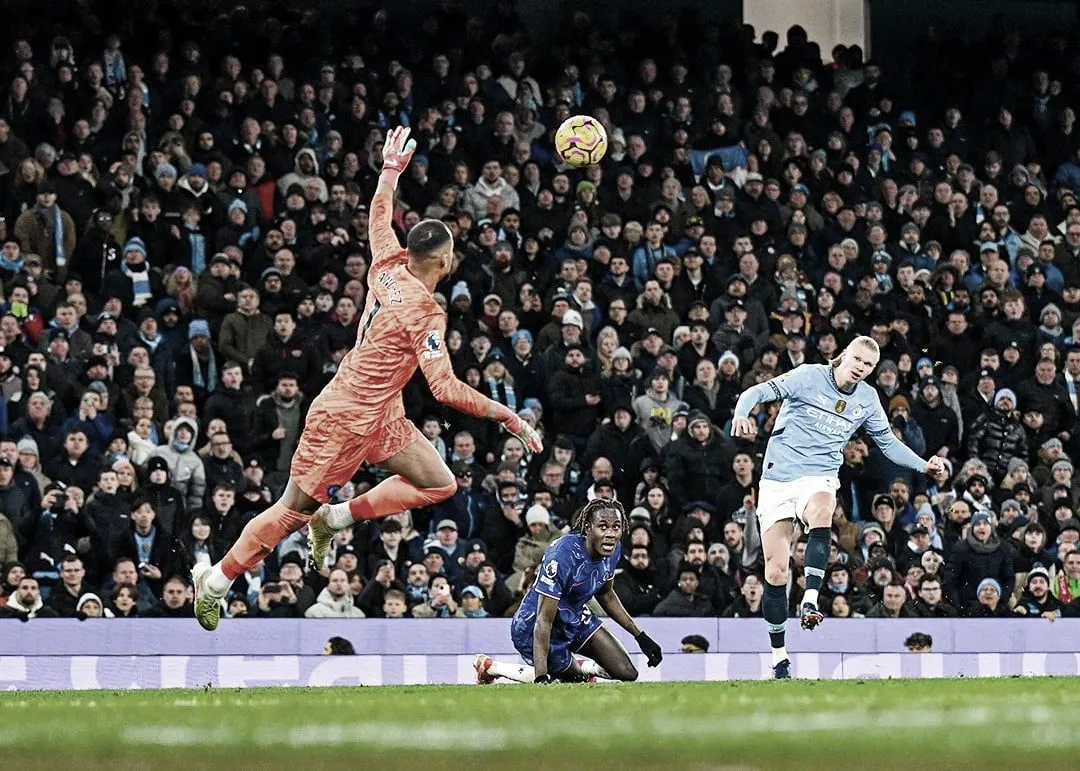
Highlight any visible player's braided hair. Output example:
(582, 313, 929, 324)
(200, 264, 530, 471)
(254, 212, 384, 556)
(572, 498, 629, 533)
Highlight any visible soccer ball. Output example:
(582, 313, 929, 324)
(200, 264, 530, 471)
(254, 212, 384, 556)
(555, 115, 608, 167)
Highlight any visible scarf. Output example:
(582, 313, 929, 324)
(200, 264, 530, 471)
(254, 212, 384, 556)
(0, 252, 23, 274)
(965, 529, 1002, 555)
(186, 227, 207, 275)
(190, 344, 217, 393)
(37, 203, 66, 267)
(488, 377, 516, 413)
(121, 261, 153, 306)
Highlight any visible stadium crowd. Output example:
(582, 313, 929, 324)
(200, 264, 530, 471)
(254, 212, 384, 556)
(2, 0, 1080, 624)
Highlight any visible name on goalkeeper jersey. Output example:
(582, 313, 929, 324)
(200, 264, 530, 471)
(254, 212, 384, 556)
(377, 270, 404, 304)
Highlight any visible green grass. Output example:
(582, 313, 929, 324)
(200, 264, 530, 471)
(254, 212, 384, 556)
(1, 679, 1077, 770)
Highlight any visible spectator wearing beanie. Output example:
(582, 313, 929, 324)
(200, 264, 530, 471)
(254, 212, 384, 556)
(967, 388, 1028, 480)
(945, 511, 1015, 612)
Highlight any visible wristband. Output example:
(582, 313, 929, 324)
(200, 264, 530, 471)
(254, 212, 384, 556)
(379, 168, 403, 188)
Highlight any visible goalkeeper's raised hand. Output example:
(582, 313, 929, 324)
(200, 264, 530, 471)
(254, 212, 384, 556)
(380, 126, 417, 184)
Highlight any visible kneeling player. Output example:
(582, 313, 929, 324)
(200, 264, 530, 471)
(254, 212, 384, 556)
(474, 499, 663, 684)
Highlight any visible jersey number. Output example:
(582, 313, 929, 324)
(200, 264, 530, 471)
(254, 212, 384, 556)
(358, 300, 382, 348)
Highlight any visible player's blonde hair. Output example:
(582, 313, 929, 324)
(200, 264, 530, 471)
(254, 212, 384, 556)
(830, 335, 881, 367)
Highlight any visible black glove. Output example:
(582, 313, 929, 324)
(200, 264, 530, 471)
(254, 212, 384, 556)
(635, 631, 663, 667)
(534, 673, 554, 684)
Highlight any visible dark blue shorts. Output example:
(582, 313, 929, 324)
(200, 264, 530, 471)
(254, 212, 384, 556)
(510, 611, 604, 674)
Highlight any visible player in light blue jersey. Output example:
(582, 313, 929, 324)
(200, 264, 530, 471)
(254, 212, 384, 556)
(732, 336, 946, 679)
(473, 499, 663, 684)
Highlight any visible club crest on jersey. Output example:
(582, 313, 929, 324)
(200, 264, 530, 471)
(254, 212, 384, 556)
(834, 399, 847, 414)
(545, 560, 559, 579)
(422, 330, 443, 359)
(851, 405, 864, 418)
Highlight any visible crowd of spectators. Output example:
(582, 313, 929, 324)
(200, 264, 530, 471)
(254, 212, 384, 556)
(2, 1, 1080, 625)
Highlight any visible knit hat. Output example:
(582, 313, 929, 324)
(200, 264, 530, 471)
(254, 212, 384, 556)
(1041, 438, 1064, 453)
(576, 181, 597, 195)
(1052, 459, 1074, 474)
(994, 388, 1017, 407)
(915, 502, 937, 526)
(451, 281, 471, 303)
(1040, 303, 1062, 321)
(155, 163, 178, 179)
(75, 593, 105, 613)
(16, 437, 39, 457)
(525, 505, 551, 526)
(1000, 498, 1022, 513)
(1027, 565, 1051, 585)
(718, 350, 740, 368)
(123, 237, 147, 257)
(976, 578, 1002, 597)
(888, 395, 911, 414)
(1007, 458, 1029, 475)
(511, 330, 533, 347)
(146, 456, 169, 475)
(188, 163, 209, 178)
(188, 319, 211, 340)
(970, 512, 992, 527)
(612, 346, 633, 362)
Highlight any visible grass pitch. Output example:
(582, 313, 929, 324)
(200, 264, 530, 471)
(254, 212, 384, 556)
(1, 678, 1076, 770)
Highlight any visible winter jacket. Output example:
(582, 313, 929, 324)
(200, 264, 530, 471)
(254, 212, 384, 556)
(967, 409, 1029, 481)
(203, 386, 260, 456)
(253, 330, 322, 394)
(13, 205, 76, 272)
(904, 598, 959, 618)
(584, 420, 650, 502)
(913, 397, 960, 456)
(663, 418, 736, 513)
(613, 565, 664, 616)
(509, 523, 562, 591)
(0, 513, 17, 565)
(653, 589, 715, 616)
(218, 310, 274, 370)
(547, 364, 604, 438)
(151, 417, 206, 511)
(945, 532, 1015, 611)
(304, 587, 366, 618)
(101, 265, 167, 319)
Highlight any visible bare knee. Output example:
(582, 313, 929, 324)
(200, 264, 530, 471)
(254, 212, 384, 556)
(803, 505, 831, 529)
(616, 663, 639, 682)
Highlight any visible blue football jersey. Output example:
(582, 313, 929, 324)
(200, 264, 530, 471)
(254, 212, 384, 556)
(515, 533, 621, 633)
(733, 363, 926, 483)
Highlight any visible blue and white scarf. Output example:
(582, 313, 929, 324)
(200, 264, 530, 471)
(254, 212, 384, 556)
(53, 206, 66, 267)
(121, 261, 153, 306)
(190, 344, 217, 393)
(487, 377, 516, 413)
(0, 252, 24, 274)
(186, 226, 206, 274)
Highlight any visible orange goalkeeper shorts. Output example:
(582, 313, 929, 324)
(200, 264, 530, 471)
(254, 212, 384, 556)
(290, 398, 422, 504)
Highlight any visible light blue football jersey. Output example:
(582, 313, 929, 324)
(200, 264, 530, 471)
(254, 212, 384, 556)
(733, 363, 927, 483)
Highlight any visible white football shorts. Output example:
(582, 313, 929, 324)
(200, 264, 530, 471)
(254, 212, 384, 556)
(757, 476, 841, 533)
